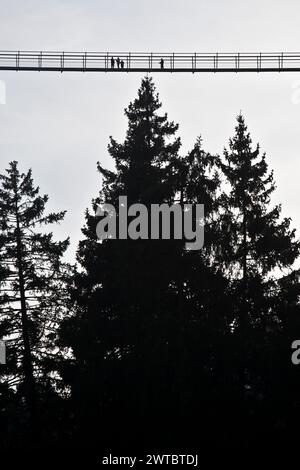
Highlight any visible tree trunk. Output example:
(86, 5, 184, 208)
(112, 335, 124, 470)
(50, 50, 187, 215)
(14, 192, 36, 432)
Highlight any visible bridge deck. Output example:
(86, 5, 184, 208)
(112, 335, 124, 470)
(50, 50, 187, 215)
(1, 51, 300, 72)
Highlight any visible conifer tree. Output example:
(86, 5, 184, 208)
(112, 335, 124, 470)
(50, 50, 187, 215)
(218, 115, 300, 443)
(60, 77, 188, 448)
(0, 161, 70, 434)
(220, 114, 300, 332)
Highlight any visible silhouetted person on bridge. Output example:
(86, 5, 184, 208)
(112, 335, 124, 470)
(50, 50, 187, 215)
(160, 58, 164, 69)
(121, 60, 124, 69)
(116, 57, 120, 68)
(111, 57, 115, 68)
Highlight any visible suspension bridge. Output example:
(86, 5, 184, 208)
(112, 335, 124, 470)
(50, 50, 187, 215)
(1, 51, 300, 73)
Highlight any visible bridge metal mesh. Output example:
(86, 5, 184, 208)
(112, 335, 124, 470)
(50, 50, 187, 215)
(0, 51, 300, 72)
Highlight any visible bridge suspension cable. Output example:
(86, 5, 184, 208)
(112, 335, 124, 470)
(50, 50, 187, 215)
(0, 51, 300, 73)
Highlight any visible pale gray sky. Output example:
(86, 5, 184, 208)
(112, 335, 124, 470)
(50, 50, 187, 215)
(0, 0, 300, 260)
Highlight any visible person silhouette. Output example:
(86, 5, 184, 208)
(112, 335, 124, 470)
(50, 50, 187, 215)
(120, 60, 124, 69)
(116, 57, 120, 68)
(160, 58, 164, 69)
(111, 56, 115, 68)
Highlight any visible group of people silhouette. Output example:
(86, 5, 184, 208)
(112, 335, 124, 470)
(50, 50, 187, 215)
(111, 57, 125, 69)
(110, 56, 165, 69)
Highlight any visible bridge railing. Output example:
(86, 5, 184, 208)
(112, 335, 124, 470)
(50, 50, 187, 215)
(0, 51, 300, 71)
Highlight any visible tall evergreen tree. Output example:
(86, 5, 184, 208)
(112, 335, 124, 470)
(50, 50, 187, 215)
(218, 115, 300, 444)
(220, 114, 300, 331)
(60, 77, 193, 449)
(0, 161, 70, 440)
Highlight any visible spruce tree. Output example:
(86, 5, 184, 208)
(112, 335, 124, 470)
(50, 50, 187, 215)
(0, 161, 70, 437)
(220, 114, 300, 332)
(218, 115, 300, 443)
(60, 77, 188, 449)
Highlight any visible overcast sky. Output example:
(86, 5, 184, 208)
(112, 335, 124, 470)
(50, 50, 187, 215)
(1, 0, 300, 261)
